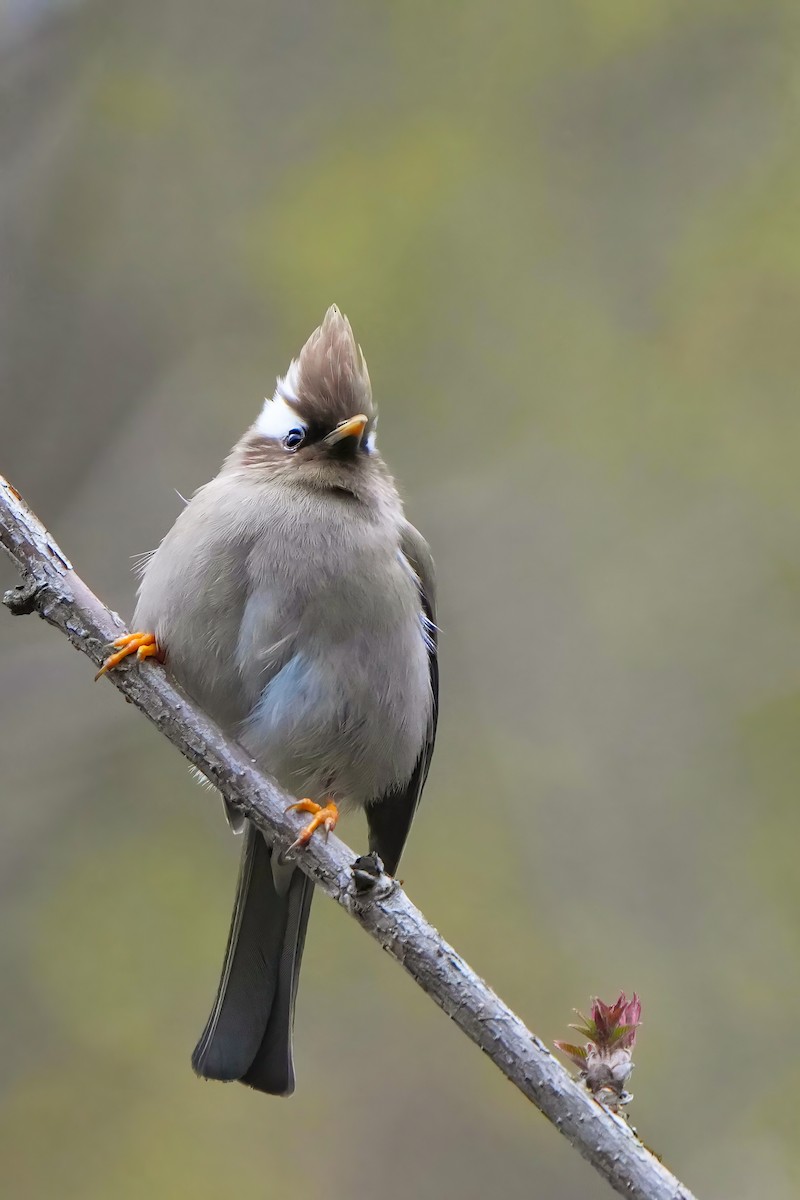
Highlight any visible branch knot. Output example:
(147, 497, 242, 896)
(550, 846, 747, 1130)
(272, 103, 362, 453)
(3, 578, 43, 615)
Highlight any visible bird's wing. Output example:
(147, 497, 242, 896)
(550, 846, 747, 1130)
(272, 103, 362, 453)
(365, 521, 439, 876)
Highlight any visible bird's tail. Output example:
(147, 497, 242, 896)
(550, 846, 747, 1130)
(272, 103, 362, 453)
(191, 822, 313, 1096)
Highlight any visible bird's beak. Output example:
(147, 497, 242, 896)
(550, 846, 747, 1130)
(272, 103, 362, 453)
(324, 414, 369, 447)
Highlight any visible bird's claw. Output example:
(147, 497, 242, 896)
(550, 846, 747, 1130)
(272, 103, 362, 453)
(95, 631, 162, 680)
(284, 798, 339, 856)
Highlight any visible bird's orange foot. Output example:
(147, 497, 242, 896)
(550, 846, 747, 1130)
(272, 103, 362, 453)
(285, 799, 339, 854)
(95, 631, 163, 680)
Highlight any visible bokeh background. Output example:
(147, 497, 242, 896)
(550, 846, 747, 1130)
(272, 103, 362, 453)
(2, 2, 800, 1197)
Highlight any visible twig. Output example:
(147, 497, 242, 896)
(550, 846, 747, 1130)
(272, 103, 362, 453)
(0, 474, 696, 1200)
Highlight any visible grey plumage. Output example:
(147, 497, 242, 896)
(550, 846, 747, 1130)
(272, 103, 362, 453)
(132, 307, 437, 1094)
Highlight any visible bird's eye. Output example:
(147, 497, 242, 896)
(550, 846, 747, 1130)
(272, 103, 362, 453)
(282, 427, 306, 451)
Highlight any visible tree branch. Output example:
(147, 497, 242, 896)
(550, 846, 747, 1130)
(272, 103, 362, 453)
(0, 474, 696, 1200)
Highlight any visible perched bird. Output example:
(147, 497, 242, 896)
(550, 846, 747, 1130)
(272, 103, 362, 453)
(97, 307, 438, 1096)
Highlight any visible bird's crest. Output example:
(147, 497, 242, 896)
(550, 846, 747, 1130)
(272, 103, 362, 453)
(278, 306, 374, 426)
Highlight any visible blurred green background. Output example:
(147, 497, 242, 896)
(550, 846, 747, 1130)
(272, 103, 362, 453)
(2, 1, 800, 1196)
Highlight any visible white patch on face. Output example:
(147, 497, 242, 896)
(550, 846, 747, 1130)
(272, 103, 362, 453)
(255, 389, 305, 441)
(365, 429, 377, 454)
(277, 360, 300, 403)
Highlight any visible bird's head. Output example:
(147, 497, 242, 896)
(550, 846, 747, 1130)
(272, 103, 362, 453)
(237, 306, 382, 496)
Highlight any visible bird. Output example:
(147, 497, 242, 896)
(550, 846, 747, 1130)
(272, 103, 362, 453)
(96, 306, 438, 1096)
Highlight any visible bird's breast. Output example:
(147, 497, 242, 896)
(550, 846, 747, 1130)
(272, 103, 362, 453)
(135, 475, 431, 808)
(238, 502, 432, 807)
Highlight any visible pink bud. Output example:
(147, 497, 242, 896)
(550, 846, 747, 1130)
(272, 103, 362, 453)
(555, 992, 641, 1112)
